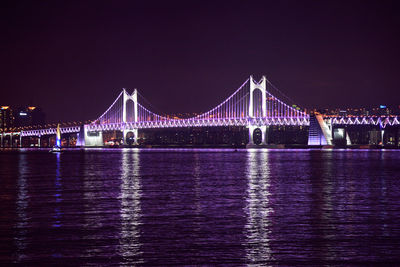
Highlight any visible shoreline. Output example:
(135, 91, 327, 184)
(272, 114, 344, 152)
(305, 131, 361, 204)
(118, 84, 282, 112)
(1, 145, 400, 151)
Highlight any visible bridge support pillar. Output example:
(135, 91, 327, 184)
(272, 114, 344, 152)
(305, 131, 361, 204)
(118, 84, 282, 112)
(248, 125, 267, 146)
(261, 126, 268, 145)
(248, 126, 254, 145)
(123, 128, 138, 146)
(308, 115, 333, 146)
(76, 126, 85, 147)
(38, 135, 41, 148)
(346, 132, 352, 146)
(248, 75, 268, 147)
(84, 126, 104, 147)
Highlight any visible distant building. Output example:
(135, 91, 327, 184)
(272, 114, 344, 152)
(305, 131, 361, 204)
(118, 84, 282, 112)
(378, 105, 390, 115)
(14, 106, 46, 127)
(0, 106, 14, 132)
(310, 105, 399, 116)
(1, 105, 46, 131)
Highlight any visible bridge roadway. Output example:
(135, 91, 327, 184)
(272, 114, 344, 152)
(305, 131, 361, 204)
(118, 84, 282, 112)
(86, 117, 310, 131)
(18, 117, 310, 137)
(16, 115, 400, 138)
(328, 116, 400, 127)
(20, 126, 81, 137)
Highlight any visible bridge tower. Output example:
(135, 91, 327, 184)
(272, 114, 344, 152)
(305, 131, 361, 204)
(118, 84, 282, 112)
(122, 88, 138, 145)
(248, 75, 268, 145)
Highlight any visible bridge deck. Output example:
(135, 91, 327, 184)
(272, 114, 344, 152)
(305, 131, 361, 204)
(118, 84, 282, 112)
(12, 115, 400, 137)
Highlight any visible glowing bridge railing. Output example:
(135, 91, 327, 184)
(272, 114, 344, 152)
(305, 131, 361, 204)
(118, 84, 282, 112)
(20, 126, 81, 137)
(325, 116, 400, 128)
(86, 117, 310, 132)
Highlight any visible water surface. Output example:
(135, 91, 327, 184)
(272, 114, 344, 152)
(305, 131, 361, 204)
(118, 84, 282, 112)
(1, 148, 400, 265)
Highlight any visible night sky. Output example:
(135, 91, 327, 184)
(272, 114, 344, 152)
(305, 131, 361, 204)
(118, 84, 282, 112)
(1, 1, 399, 122)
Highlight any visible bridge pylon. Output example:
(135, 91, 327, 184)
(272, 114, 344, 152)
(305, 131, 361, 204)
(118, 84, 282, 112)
(249, 75, 267, 118)
(122, 88, 138, 145)
(122, 88, 138, 124)
(248, 75, 268, 145)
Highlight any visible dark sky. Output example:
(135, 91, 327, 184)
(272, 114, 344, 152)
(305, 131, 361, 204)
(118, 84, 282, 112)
(1, 0, 400, 122)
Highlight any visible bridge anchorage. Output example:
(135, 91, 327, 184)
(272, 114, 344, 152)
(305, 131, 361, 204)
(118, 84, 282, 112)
(81, 75, 309, 147)
(12, 75, 400, 148)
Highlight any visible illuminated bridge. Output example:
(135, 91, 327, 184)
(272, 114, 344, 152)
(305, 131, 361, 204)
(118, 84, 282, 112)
(4, 75, 400, 147)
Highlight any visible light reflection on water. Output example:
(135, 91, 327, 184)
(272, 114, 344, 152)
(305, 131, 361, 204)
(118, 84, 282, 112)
(1, 148, 400, 265)
(82, 151, 105, 259)
(245, 150, 273, 265)
(15, 153, 28, 263)
(118, 150, 143, 264)
(53, 153, 62, 228)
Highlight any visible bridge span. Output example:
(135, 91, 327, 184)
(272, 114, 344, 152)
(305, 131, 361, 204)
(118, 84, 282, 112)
(2, 75, 400, 147)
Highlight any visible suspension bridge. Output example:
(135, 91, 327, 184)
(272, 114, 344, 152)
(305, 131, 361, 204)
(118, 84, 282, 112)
(5, 75, 400, 147)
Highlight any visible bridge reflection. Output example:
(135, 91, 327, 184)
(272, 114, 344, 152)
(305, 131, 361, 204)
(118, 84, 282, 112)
(118, 149, 143, 264)
(244, 150, 274, 265)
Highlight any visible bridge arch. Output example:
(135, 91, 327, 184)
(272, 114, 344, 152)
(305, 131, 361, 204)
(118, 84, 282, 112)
(248, 125, 267, 146)
(125, 131, 136, 145)
(123, 128, 138, 146)
(252, 128, 263, 145)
